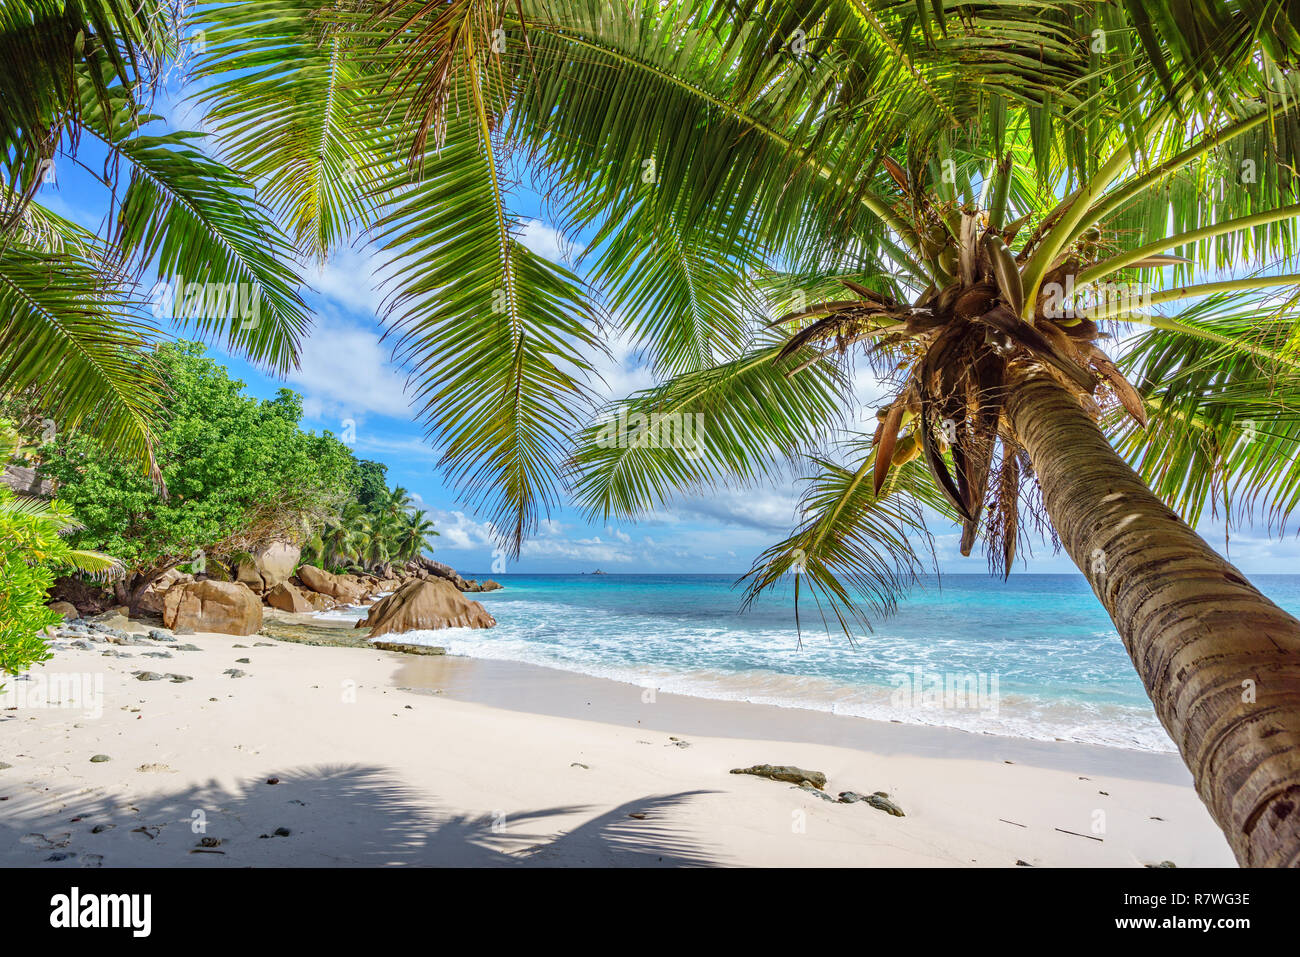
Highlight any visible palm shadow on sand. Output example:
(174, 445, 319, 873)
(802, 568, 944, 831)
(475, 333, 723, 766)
(1, 764, 722, 867)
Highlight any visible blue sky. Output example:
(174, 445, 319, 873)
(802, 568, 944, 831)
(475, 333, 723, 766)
(37, 76, 1300, 579)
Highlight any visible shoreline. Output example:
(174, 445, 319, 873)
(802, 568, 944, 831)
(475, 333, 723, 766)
(0, 616, 1235, 867)
(393, 652, 1188, 782)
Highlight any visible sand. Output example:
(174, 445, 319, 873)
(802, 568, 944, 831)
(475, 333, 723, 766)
(0, 618, 1236, 867)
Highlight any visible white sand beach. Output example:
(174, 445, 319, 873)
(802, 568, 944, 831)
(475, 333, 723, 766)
(0, 617, 1235, 868)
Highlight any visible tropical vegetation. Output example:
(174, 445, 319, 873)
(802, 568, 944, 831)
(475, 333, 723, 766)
(302, 482, 440, 572)
(0, 419, 118, 684)
(1, 0, 313, 475)
(34, 342, 432, 608)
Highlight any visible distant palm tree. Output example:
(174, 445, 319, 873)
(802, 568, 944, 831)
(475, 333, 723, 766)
(393, 511, 439, 563)
(377, 486, 414, 523)
(305, 501, 371, 570)
(359, 512, 396, 569)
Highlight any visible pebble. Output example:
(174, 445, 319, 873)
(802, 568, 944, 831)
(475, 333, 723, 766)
(89, 754, 111, 763)
(223, 669, 247, 678)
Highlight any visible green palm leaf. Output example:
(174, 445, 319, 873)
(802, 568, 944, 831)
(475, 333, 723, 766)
(739, 446, 947, 635)
(569, 341, 848, 520)
(82, 81, 312, 373)
(369, 104, 604, 556)
(189, 0, 387, 261)
(0, 244, 163, 471)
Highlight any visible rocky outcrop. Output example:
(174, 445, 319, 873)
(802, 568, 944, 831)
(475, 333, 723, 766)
(234, 560, 264, 594)
(255, 541, 299, 590)
(729, 765, 828, 790)
(301, 589, 334, 611)
(258, 618, 372, 648)
(405, 556, 471, 590)
(163, 580, 263, 635)
(297, 564, 366, 604)
(234, 541, 301, 594)
(838, 791, 906, 816)
(48, 600, 79, 620)
(399, 557, 503, 593)
(136, 568, 193, 616)
(338, 574, 373, 600)
(264, 581, 313, 613)
(355, 578, 495, 637)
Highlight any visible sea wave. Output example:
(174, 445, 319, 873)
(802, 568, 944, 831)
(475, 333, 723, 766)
(367, 617, 1176, 753)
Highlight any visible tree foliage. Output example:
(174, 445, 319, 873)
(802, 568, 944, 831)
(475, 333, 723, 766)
(37, 343, 355, 599)
(0, 419, 118, 682)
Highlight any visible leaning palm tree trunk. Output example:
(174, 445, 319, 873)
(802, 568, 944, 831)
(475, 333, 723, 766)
(1007, 368, 1300, 866)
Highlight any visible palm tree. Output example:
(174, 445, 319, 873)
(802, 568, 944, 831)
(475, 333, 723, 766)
(394, 510, 439, 563)
(0, 1, 311, 474)
(376, 486, 414, 524)
(305, 500, 372, 570)
(186, 2, 1300, 863)
(359, 510, 397, 569)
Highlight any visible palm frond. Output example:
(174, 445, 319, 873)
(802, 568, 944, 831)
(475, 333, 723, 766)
(82, 80, 312, 373)
(189, 0, 387, 261)
(739, 445, 945, 636)
(569, 340, 848, 520)
(369, 105, 605, 556)
(1114, 292, 1300, 531)
(0, 244, 162, 470)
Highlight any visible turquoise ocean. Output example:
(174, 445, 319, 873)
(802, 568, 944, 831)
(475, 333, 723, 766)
(317, 573, 1300, 752)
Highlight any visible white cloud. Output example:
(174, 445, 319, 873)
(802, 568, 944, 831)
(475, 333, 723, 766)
(664, 484, 802, 534)
(352, 434, 436, 461)
(288, 312, 414, 422)
(590, 325, 658, 404)
(518, 219, 576, 263)
(308, 246, 392, 317)
(427, 510, 497, 552)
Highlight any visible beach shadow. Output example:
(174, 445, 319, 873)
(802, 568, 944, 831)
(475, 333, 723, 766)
(0, 764, 721, 867)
